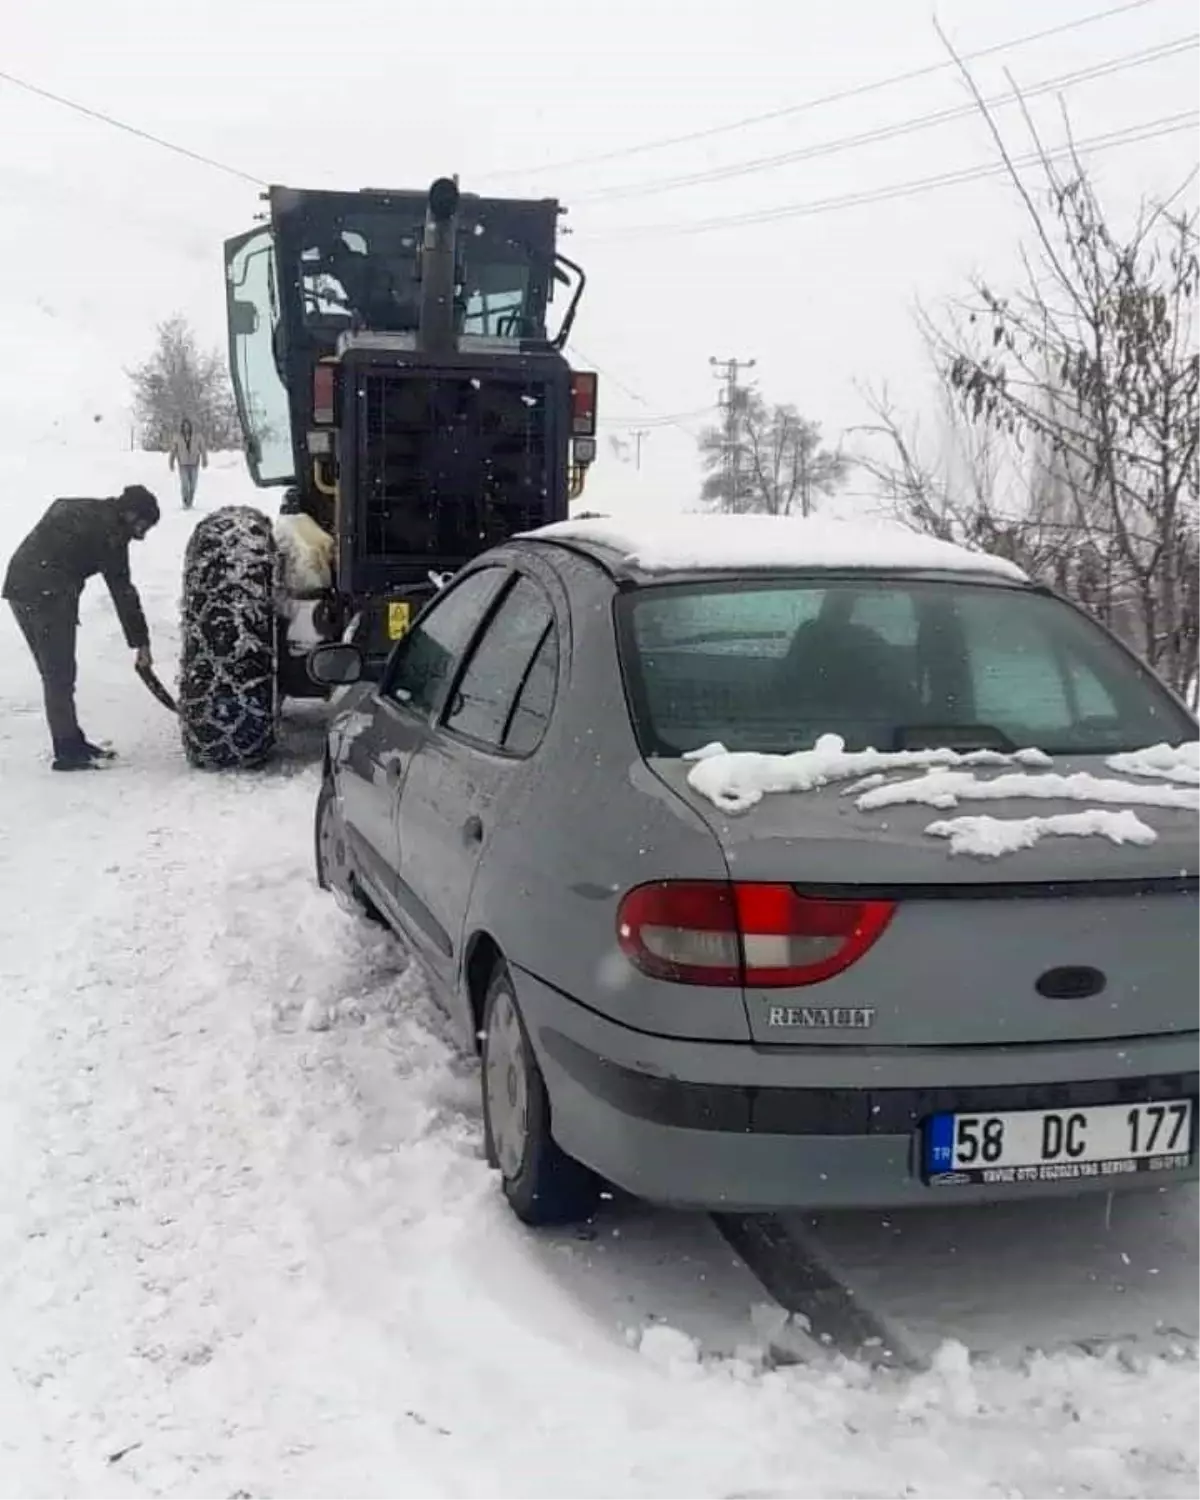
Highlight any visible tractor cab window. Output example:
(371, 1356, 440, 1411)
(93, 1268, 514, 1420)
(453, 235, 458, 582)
(298, 223, 421, 335)
(284, 204, 555, 343)
(224, 228, 295, 485)
(462, 258, 533, 340)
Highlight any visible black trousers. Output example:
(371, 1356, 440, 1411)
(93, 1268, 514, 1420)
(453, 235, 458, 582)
(8, 596, 83, 752)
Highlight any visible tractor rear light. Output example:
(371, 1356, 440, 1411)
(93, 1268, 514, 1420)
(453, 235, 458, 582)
(313, 363, 336, 424)
(573, 436, 597, 465)
(570, 371, 597, 436)
(616, 881, 894, 988)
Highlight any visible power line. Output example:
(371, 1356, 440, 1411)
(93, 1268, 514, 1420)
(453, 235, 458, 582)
(576, 35, 1198, 205)
(486, 0, 1169, 180)
(0, 67, 268, 186)
(0, 64, 696, 454)
(585, 110, 1199, 241)
(567, 343, 709, 438)
(599, 406, 715, 428)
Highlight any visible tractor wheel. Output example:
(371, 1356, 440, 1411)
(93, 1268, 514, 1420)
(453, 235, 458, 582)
(179, 505, 279, 770)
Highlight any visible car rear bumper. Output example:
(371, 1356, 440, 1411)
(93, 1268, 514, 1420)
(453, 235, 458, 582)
(512, 965, 1200, 1212)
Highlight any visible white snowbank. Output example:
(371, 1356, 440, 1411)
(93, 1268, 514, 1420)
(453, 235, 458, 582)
(523, 512, 1028, 580)
(1107, 741, 1200, 785)
(858, 768, 1200, 814)
(684, 733, 1052, 815)
(926, 808, 1158, 858)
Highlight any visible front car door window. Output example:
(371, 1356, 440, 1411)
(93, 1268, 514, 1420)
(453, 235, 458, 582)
(384, 567, 509, 716)
(443, 576, 557, 750)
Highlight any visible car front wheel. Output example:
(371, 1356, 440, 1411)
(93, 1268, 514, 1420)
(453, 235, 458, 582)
(481, 962, 599, 1226)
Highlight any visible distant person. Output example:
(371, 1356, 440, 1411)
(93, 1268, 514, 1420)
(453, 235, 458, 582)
(168, 418, 208, 509)
(3, 486, 160, 771)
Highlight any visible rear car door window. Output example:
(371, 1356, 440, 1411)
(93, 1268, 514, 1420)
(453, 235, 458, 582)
(444, 575, 555, 749)
(385, 567, 507, 716)
(504, 625, 559, 755)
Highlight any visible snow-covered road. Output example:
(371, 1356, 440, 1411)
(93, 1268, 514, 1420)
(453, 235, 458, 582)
(1, 449, 1196, 1498)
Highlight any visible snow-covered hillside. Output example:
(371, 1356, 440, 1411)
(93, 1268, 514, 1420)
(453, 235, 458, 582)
(0, 446, 1196, 1498)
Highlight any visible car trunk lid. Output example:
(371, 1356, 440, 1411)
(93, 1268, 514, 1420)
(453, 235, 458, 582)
(648, 753, 1199, 1046)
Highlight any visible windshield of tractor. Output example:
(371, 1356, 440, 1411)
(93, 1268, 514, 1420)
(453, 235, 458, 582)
(274, 190, 561, 345)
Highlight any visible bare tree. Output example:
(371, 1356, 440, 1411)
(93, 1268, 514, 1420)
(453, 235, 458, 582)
(128, 314, 242, 451)
(699, 389, 850, 515)
(857, 43, 1198, 702)
(852, 366, 1094, 587)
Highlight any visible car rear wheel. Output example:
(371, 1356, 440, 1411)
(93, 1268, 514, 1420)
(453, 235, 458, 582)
(315, 774, 384, 925)
(481, 962, 599, 1226)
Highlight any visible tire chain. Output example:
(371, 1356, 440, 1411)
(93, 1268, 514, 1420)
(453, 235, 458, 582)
(178, 505, 279, 769)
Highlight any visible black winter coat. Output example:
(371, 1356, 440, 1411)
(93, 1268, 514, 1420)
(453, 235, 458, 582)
(2, 498, 150, 649)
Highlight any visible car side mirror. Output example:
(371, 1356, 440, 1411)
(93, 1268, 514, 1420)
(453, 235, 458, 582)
(308, 643, 364, 686)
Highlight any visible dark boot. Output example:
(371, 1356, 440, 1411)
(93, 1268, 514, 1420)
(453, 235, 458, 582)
(52, 742, 99, 771)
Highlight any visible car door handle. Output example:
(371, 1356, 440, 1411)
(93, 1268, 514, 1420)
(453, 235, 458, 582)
(463, 814, 484, 845)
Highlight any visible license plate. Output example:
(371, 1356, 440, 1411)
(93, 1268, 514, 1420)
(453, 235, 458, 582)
(386, 601, 411, 640)
(924, 1098, 1195, 1186)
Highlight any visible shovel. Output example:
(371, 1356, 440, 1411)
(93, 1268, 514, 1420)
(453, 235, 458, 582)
(136, 661, 178, 714)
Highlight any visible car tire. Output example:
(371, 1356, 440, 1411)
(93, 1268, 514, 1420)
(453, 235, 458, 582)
(481, 962, 599, 1227)
(315, 774, 385, 925)
(178, 505, 278, 770)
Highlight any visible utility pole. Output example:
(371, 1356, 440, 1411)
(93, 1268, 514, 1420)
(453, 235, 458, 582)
(630, 428, 650, 472)
(709, 356, 755, 507)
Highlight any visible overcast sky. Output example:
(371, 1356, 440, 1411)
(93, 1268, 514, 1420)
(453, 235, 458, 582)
(2, 0, 1196, 510)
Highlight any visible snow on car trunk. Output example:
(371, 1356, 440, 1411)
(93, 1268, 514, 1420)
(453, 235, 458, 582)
(651, 743, 1198, 1046)
(675, 739, 1199, 882)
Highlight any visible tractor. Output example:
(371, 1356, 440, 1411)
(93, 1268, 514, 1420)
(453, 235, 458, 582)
(177, 176, 597, 769)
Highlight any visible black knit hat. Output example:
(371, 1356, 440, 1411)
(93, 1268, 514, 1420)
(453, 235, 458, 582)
(117, 485, 161, 529)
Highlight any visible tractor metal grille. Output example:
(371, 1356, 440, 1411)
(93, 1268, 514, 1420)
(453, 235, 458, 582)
(359, 370, 553, 561)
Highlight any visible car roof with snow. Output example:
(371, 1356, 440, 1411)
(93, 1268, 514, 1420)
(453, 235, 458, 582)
(516, 514, 1030, 586)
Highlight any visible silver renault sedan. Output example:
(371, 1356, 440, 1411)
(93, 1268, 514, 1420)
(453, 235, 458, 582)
(310, 514, 1199, 1225)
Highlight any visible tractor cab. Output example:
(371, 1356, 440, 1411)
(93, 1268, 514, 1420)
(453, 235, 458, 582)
(221, 177, 597, 668)
(223, 178, 596, 538)
(179, 177, 598, 773)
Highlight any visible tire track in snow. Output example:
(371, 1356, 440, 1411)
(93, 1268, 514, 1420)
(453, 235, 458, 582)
(714, 1214, 921, 1369)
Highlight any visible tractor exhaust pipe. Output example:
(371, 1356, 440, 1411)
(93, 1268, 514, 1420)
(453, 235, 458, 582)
(417, 176, 461, 355)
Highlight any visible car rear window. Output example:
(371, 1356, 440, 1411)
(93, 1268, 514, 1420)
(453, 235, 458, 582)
(617, 577, 1193, 757)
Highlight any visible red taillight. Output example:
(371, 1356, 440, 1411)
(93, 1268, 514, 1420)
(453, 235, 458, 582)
(616, 881, 894, 988)
(570, 370, 597, 436)
(313, 362, 336, 424)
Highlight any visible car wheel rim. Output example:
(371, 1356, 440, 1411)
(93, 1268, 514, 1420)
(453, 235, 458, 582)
(486, 987, 529, 1181)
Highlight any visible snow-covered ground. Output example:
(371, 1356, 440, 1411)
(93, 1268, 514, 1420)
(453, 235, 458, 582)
(1, 446, 1197, 1498)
